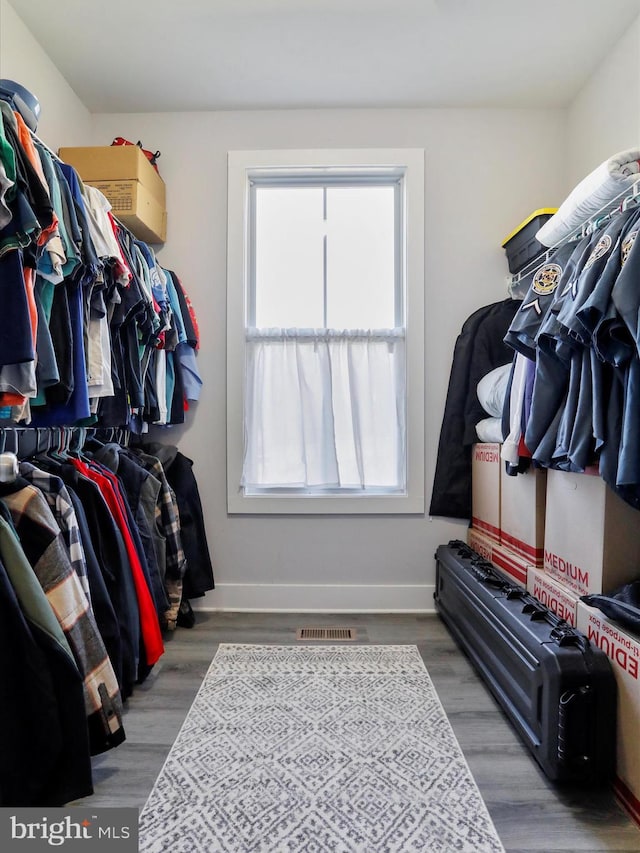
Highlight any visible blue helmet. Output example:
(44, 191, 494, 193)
(0, 79, 41, 132)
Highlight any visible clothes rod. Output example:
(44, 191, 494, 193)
(28, 128, 63, 163)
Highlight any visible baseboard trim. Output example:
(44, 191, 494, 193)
(194, 583, 436, 613)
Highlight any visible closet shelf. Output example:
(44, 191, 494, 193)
(506, 177, 640, 299)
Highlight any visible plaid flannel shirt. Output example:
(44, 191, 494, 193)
(20, 461, 91, 604)
(129, 448, 186, 629)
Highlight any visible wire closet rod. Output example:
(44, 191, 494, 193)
(506, 177, 640, 296)
(0, 425, 131, 457)
(30, 129, 63, 163)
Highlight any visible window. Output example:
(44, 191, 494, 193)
(251, 183, 397, 330)
(227, 149, 425, 514)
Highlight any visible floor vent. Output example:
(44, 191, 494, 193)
(296, 627, 356, 641)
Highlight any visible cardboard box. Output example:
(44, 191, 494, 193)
(577, 602, 640, 826)
(467, 527, 494, 562)
(527, 566, 579, 626)
(87, 180, 166, 244)
(471, 443, 501, 543)
(59, 145, 166, 207)
(500, 466, 546, 566)
(544, 469, 640, 597)
(467, 527, 529, 587)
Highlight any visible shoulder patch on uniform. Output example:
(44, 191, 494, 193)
(521, 298, 542, 316)
(532, 263, 562, 295)
(584, 234, 612, 270)
(622, 230, 638, 266)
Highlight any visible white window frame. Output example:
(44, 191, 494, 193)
(227, 148, 425, 515)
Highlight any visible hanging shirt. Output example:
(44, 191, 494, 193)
(141, 442, 215, 599)
(36, 144, 71, 285)
(56, 163, 100, 288)
(126, 446, 187, 629)
(64, 484, 124, 694)
(69, 457, 164, 668)
(0, 548, 91, 806)
(30, 276, 91, 425)
(9, 108, 58, 249)
(555, 210, 638, 347)
(0, 249, 34, 366)
(58, 462, 140, 700)
(52, 159, 82, 278)
(0, 479, 125, 754)
(504, 242, 579, 360)
(0, 109, 17, 196)
(0, 158, 14, 229)
(19, 460, 91, 602)
(91, 446, 169, 620)
(170, 271, 200, 350)
(0, 513, 93, 805)
(0, 265, 37, 405)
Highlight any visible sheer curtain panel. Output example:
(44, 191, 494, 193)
(242, 328, 406, 491)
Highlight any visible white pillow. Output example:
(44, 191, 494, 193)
(476, 363, 511, 418)
(475, 417, 504, 443)
(536, 149, 640, 247)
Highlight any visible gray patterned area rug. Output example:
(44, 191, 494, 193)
(139, 644, 504, 852)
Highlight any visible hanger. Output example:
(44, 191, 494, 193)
(0, 430, 19, 483)
(67, 426, 89, 459)
(13, 427, 38, 460)
(36, 428, 49, 456)
(43, 426, 69, 463)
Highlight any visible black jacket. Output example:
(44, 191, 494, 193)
(142, 443, 215, 598)
(429, 299, 519, 519)
(0, 544, 92, 806)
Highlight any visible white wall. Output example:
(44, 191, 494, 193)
(0, 0, 92, 148)
(92, 107, 567, 611)
(566, 18, 640, 187)
(0, 0, 572, 612)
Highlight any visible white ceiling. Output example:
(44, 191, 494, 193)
(7, 0, 640, 113)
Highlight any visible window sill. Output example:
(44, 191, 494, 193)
(227, 491, 425, 515)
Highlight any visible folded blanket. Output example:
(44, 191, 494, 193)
(536, 149, 640, 247)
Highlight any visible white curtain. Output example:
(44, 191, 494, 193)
(242, 328, 406, 490)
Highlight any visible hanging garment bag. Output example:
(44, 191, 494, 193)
(434, 540, 617, 784)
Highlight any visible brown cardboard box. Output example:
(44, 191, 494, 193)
(500, 465, 546, 566)
(527, 566, 579, 626)
(58, 145, 166, 207)
(467, 527, 494, 562)
(87, 180, 166, 244)
(577, 602, 640, 826)
(544, 470, 640, 597)
(467, 527, 529, 587)
(471, 443, 501, 543)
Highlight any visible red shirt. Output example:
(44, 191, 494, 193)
(71, 458, 164, 666)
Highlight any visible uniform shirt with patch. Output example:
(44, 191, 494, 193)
(557, 208, 638, 346)
(544, 216, 637, 474)
(504, 241, 577, 360)
(536, 234, 596, 367)
(611, 209, 640, 357)
(576, 206, 640, 350)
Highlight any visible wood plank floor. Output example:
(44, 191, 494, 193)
(73, 611, 640, 852)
